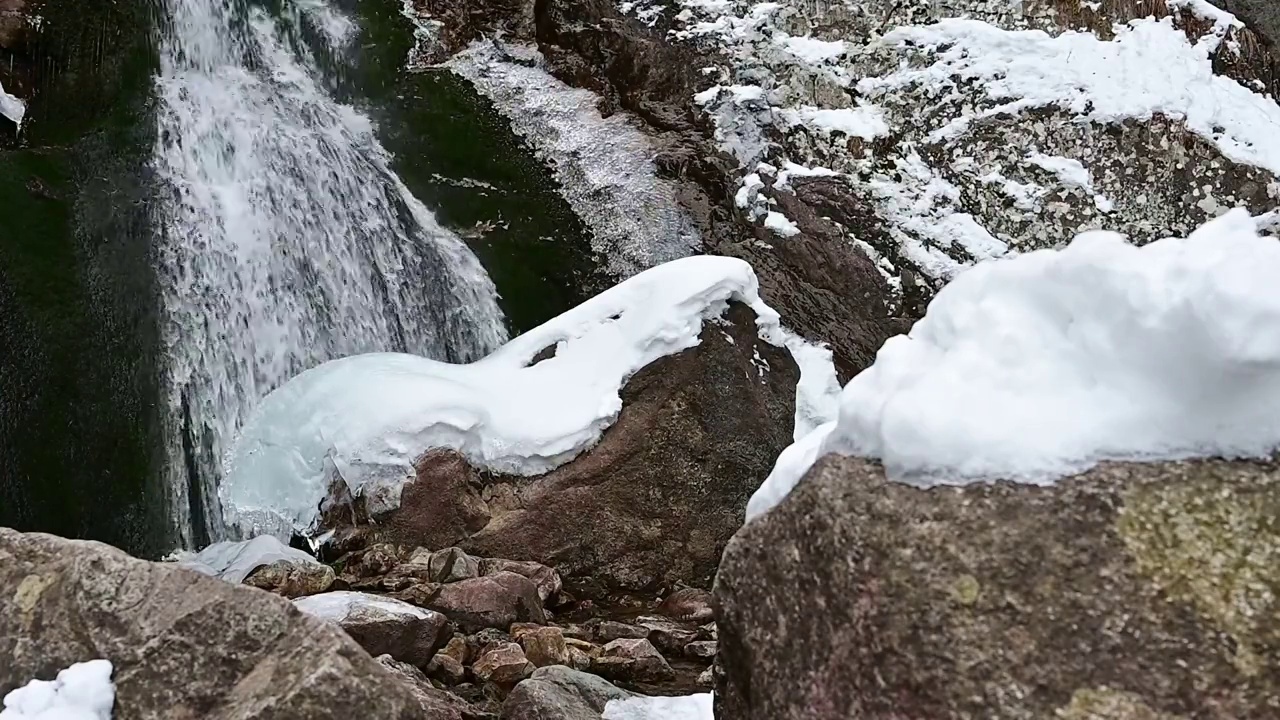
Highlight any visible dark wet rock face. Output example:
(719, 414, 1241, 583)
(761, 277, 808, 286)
(0, 529, 433, 719)
(714, 456, 1280, 719)
(321, 303, 799, 592)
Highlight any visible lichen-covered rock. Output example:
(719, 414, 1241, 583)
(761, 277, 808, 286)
(423, 546, 482, 583)
(501, 666, 634, 720)
(424, 571, 547, 633)
(0, 529, 433, 719)
(714, 456, 1280, 719)
(293, 591, 452, 668)
(244, 558, 336, 598)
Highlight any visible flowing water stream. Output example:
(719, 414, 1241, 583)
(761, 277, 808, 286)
(151, 0, 509, 546)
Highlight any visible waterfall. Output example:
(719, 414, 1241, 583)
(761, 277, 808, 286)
(151, 0, 508, 547)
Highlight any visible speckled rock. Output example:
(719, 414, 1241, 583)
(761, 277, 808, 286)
(472, 642, 535, 686)
(423, 571, 547, 633)
(656, 587, 714, 622)
(243, 558, 336, 598)
(593, 639, 675, 684)
(0, 529, 433, 719)
(501, 666, 634, 720)
(715, 456, 1280, 719)
(377, 655, 497, 719)
(517, 626, 571, 668)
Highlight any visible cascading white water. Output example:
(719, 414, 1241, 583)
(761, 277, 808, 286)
(152, 0, 508, 546)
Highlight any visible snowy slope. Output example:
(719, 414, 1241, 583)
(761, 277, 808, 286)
(749, 209, 1280, 519)
(224, 255, 837, 536)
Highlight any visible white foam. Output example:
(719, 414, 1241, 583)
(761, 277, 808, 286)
(1, 661, 114, 720)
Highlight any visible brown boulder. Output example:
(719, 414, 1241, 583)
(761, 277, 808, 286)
(715, 456, 1280, 719)
(0, 528, 432, 719)
(656, 587, 713, 622)
(293, 591, 451, 668)
(472, 642, 534, 686)
(480, 558, 562, 603)
(593, 639, 674, 684)
(244, 558, 335, 598)
(320, 304, 799, 592)
(425, 571, 547, 633)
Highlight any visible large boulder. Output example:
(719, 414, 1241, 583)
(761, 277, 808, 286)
(321, 304, 800, 591)
(501, 666, 634, 720)
(714, 456, 1280, 719)
(0, 529, 432, 719)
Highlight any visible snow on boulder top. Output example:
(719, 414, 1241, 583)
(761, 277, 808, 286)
(1, 660, 115, 720)
(176, 534, 321, 583)
(749, 209, 1280, 520)
(603, 693, 713, 720)
(293, 591, 434, 622)
(224, 255, 837, 536)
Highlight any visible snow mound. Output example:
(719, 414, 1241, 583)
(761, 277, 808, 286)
(176, 535, 321, 583)
(294, 591, 434, 621)
(225, 255, 836, 535)
(750, 209, 1280, 519)
(1, 661, 114, 720)
(602, 693, 713, 720)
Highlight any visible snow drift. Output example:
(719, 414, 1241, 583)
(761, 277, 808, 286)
(750, 209, 1280, 519)
(1, 661, 115, 720)
(224, 255, 837, 536)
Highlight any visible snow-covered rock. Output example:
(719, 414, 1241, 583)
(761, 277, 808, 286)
(750, 209, 1280, 518)
(1, 661, 114, 720)
(224, 255, 836, 539)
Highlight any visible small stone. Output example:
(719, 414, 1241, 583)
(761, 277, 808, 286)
(594, 620, 649, 642)
(568, 647, 593, 671)
(635, 615, 697, 655)
(564, 637, 601, 657)
(593, 639, 674, 683)
(472, 642, 534, 686)
(519, 626, 570, 668)
(698, 622, 717, 640)
(426, 547, 481, 583)
(439, 635, 471, 665)
(685, 640, 717, 659)
(426, 652, 465, 685)
(697, 667, 714, 687)
(562, 623, 593, 641)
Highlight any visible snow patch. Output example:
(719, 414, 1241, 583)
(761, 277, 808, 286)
(764, 211, 801, 237)
(862, 18, 1280, 178)
(602, 693, 713, 720)
(1, 661, 115, 720)
(176, 534, 321, 583)
(225, 255, 835, 535)
(749, 210, 1280, 519)
(294, 590, 434, 621)
(778, 105, 889, 139)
